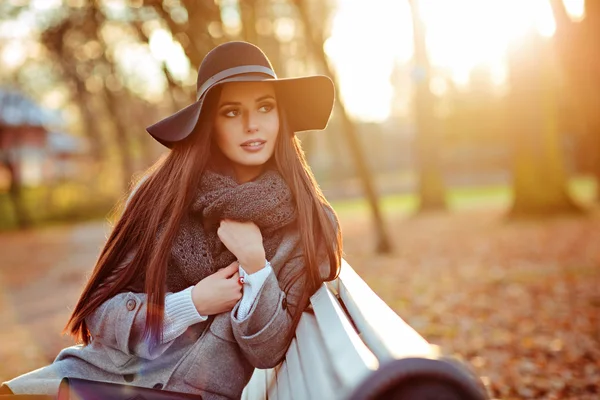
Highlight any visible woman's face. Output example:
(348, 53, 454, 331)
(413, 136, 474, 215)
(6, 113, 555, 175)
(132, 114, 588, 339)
(213, 81, 279, 183)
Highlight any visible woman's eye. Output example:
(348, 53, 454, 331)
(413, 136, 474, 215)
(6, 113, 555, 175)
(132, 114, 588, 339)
(223, 109, 240, 117)
(258, 104, 274, 113)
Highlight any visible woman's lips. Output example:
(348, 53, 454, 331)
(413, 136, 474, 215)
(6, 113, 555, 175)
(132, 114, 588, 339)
(240, 140, 266, 152)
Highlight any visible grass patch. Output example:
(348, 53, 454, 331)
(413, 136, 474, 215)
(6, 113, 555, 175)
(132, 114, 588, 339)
(0, 182, 116, 231)
(331, 176, 596, 217)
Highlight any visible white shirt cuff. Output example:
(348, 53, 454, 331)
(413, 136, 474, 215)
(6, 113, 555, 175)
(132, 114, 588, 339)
(163, 286, 207, 343)
(236, 262, 273, 320)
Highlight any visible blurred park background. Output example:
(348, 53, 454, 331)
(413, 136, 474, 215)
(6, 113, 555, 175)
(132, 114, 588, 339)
(0, 0, 599, 399)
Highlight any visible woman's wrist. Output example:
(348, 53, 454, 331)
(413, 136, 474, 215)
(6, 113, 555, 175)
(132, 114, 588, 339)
(191, 285, 208, 315)
(240, 255, 267, 274)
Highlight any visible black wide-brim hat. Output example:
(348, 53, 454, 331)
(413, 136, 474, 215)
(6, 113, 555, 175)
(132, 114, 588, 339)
(146, 41, 335, 148)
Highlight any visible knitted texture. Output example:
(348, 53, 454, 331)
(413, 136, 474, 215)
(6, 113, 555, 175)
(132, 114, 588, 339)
(165, 168, 297, 292)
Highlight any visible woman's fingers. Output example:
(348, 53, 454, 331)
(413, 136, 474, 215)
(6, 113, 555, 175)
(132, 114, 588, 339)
(218, 261, 240, 278)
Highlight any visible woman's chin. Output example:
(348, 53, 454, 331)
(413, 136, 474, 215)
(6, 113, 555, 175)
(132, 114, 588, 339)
(235, 154, 272, 167)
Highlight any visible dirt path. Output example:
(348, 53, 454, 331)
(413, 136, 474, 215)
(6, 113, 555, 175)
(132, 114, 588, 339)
(0, 221, 109, 380)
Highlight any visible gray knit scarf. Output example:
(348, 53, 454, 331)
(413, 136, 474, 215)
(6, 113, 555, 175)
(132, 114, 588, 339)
(165, 168, 297, 292)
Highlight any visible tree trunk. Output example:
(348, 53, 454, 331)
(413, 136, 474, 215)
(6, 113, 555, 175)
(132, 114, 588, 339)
(3, 155, 31, 229)
(132, 20, 196, 107)
(102, 90, 136, 191)
(408, 0, 447, 212)
(507, 32, 581, 217)
(293, 0, 392, 253)
(151, 0, 221, 71)
(550, 0, 600, 201)
(182, 0, 222, 63)
(71, 76, 105, 163)
(239, 0, 258, 44)
(44, 26, 105, 164)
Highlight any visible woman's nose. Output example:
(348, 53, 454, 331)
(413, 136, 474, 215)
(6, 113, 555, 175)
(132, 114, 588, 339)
(245, 112, 259, 133)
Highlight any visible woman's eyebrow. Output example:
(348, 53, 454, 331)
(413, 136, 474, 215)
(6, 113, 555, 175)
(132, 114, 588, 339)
(218, 94, 275, 108)
(218, 101, 240, 108)
(255, 94, 275, 102)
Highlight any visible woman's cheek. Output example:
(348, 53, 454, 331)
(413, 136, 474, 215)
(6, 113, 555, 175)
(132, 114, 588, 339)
(266, 114, 280, 137)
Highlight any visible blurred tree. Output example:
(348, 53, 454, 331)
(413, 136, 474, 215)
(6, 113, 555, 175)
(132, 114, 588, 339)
(40, 6, 136, 191)
(149, 0, 223, 73)
(506, 31, 581, 216)
(239, 0, 258, 44)
(550, 0, 600, 200)
(443, 68, 510, 180)
(0, 1, 229, 225)
(3, 159, 31, 228)
(39, 10, 105, 165)
(252, 0, 286, 76)
(292, 0, 392, 253)
(408, 0, 447, 212)
(33, 0, 231, 192)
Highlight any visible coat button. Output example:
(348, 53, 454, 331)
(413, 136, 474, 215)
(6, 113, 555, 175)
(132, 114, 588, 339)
(153, 383, 163, 390)
(282, 298, 287, 310)
(126, 299, 136, 311)
(123, 373, 134, 383)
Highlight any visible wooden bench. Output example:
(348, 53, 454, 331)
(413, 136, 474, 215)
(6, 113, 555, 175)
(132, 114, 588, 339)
(241, 259, 489, 400)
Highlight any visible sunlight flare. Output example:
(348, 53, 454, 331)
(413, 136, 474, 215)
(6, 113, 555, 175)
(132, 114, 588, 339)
(563, 0, 586, 21)
(326, 0, 565, 121)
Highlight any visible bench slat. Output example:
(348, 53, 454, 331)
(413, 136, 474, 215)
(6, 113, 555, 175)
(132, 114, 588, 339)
(295, 312, 339, 399)
(242, 259, 443, 399)
(265, 365, 278, 399)
(284, 339, 310, 400)
(337, 259, 435, 362)
(275, 361, 292, 400)
(310, 284, 378, 391)
(241, 368, 267, 400)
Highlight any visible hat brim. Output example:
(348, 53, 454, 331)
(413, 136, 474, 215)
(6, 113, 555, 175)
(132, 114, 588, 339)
(146, 75, 334, 148)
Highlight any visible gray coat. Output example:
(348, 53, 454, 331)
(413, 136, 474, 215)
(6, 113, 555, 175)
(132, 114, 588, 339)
(3, 226, 329, 400)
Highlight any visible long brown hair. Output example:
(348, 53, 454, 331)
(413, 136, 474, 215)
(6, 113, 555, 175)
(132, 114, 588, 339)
(64, 84, 342, 346)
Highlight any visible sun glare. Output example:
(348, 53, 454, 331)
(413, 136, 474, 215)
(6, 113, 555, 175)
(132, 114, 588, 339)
(148, 28, 191, 83)
(1, 41, 27, 69)
(563, 0, 586, 21)
(326, 0, 568, 122)
(325, 0, 412, 123)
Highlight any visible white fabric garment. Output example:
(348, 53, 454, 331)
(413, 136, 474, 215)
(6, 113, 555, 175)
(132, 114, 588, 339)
(162, 263, 273, 342)
(236, 263, 273, 320)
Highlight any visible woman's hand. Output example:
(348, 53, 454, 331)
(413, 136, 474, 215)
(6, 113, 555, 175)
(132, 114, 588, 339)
(191, 261, 242, 315)
(217, 219, 266, 274)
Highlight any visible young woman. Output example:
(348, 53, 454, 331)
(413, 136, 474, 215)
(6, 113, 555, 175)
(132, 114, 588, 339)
(1, 41, 342, 399)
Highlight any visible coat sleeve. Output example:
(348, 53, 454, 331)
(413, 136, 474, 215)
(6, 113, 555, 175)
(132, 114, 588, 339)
(229, 208, 339, 369)
(85, 291, 172, 360)
(82, 248, 169, 360)
(229, 253, 307, 369)
(84, 287, 206, 360)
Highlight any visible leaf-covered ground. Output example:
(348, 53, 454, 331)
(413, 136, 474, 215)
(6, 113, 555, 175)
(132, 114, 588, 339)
(341, 208, 600, 400)
(0, 207, 598, 399)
